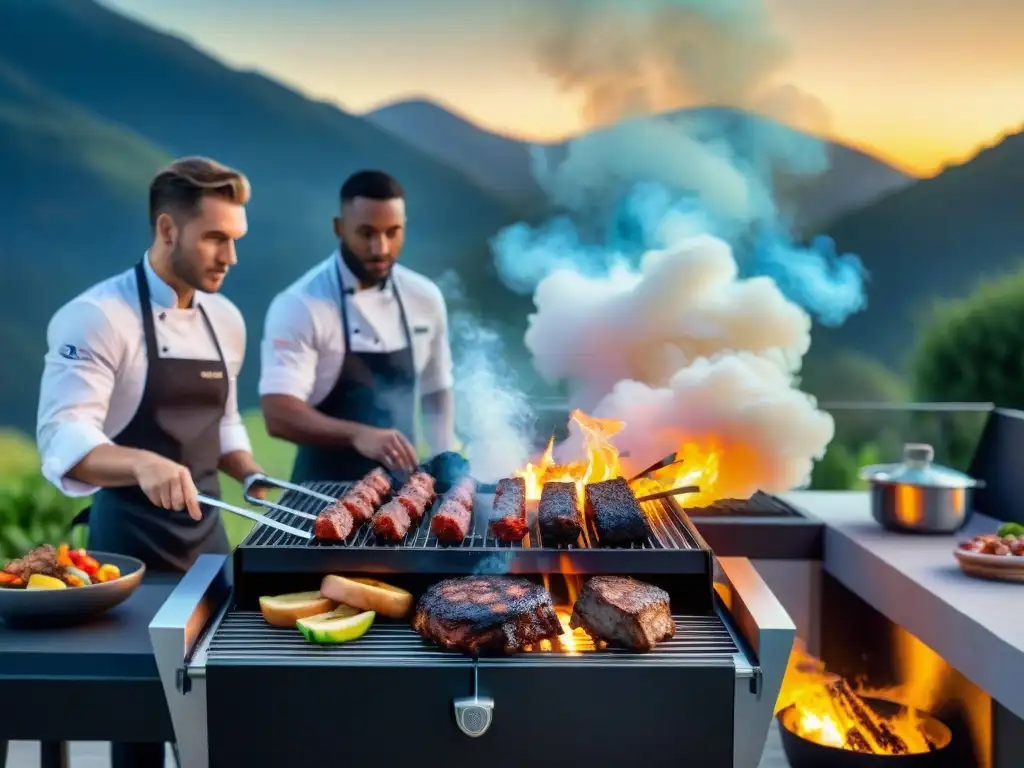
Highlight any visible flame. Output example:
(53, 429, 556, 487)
(775, 642, 948, 755)
(515, 409, 627, 503)
(514, 408, 725, 507)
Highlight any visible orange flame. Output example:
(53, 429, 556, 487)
(513, 409, 724, 507)
(775, 642, 948, 755)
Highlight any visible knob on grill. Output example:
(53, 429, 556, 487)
(453, 697, 494, 737)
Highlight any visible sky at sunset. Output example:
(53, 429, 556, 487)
(101, 0, 1024, 177)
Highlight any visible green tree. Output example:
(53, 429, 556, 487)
(912, 270, 1024, 407)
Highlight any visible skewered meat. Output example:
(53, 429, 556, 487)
(584, 478, 652, 546)
(392, 472, 436, 521)
(313, 468, 392, 540)
(371, 500, 412, 541)
(2, 544, 63, 581)
(539, 481, 582, 546)
(569, 575, 675, 651)
(431, 478, 477, 543)
(412, 575, 562, 655)
(314, 504, 354, 540)
(371, 472, 437, 540)
(489, 477, 528, 542)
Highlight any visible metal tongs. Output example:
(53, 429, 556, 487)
(634, 485, 700, 503)
(241, 473, 337, 518)
(197, 494, 312, 540)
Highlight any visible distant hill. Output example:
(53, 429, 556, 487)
(365, 99, 914, 227)
(0, 0, 541, 433)
(816, 128, 1024, 369)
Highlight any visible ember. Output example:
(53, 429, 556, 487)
(776, 642, 946, 755)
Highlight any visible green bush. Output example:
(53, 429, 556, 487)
(810, 441, 882, 491)
(912, 270, 1024, 408)
(0, 472, 87, 560)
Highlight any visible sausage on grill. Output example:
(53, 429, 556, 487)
(538, 481, 582, 546)
(314, 468, 393, 540)
(489, 477, 528, 542)
(371, 499, 413, 541)
(314, 503, 354, 540)
(431, 478, 477, 543)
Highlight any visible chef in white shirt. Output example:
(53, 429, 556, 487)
(36, 156, 266, 578)
(259, 170, 456, 482)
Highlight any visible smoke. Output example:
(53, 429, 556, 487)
(435, 272, 535, 483)
(485, 0, 864, 497)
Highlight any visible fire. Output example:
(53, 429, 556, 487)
(776, 642, 949, 755)
(513, 409, 723, 507)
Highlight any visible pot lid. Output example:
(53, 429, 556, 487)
(859, 443, 981, 489)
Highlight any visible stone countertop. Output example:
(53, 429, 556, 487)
(783, 490, 1024, 720)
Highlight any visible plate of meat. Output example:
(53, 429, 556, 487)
(954, 526, 1024, 582)
(0, 543, 146, 626)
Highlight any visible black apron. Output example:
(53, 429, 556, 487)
(69, 262, 231, 573)
(290, 266, 417, 484)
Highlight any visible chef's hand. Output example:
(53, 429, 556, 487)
(134, 454, 203, 521)
(353, 426, 418, 472)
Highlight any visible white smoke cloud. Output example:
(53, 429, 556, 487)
(532, 235, 835, 495)
(435, 272, 534, 483)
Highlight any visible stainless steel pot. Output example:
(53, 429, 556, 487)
(859, 443, 984, 534)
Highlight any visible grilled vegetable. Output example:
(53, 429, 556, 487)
(0, 572, 24, 588)
(320, 575, 413, 619)
(26, 574, 67, 590)
(96, 564, 121, 583)
(259, 591, 337, 628)
(296, 606, 374, 644)
(62, 566, 92, 587)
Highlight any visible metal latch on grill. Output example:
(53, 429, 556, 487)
(453, 666, 493, 738)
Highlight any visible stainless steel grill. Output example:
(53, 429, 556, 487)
(244, 481, 700, 550)
(204, 611, 739, 667)
(685, 491, 802, 517)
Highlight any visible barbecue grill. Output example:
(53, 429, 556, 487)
(150, 481, 795, 767)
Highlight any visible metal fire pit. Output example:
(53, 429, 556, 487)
(778, 697, 953, 768)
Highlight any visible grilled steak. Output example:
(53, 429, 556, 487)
(412, 575, 562, 655)
(539, 481, 582, 545)
(431, 478, 476, 543)
(584, 477, 651, 546)
(569, 575, 675, 651)
(489, 477, 528, 542)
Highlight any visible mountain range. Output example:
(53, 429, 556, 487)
(1, 0, 1022, 434)
(366, 98, 915, 230)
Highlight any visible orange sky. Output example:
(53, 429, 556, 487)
(102, 0, 1024, 177)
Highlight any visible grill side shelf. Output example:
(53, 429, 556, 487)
(205, 611, 738, 668)
(235, 481, 716, 575)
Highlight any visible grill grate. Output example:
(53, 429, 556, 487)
(205, 610, 738, 667)
(684, 491, 801, 517)
(242, 481, 700, 552)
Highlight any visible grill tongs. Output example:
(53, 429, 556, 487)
(241, 472, 340, 519)
(196, 494, 312, 540)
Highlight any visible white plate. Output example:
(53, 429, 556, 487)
(954, 548, 1024, 567)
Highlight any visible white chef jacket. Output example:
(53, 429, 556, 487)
(259, 253, 454, 406)
(36, 255, 252, 497)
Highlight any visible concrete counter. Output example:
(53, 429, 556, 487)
(782, 490, 1024, 722)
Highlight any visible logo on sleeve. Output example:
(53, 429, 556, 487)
(413, 325, 430, 335)
(59, 344, 93, 362)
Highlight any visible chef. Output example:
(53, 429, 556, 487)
(36, 156, 266, 577)
(259, 170, 457, 482)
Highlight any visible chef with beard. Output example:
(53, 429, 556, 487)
(259, 170, 456, 482)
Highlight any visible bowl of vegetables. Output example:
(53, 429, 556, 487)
(0, 543, 146, 626)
